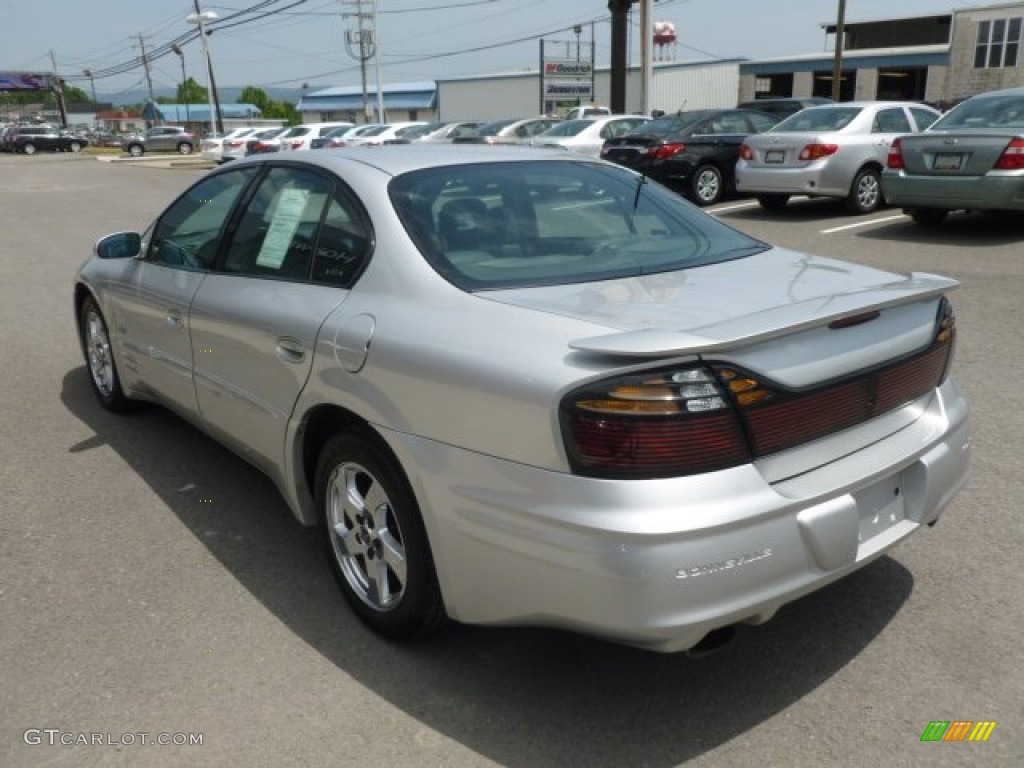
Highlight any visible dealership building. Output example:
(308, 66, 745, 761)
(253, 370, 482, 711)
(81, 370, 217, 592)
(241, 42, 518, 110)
(296, 2, 1024, 122)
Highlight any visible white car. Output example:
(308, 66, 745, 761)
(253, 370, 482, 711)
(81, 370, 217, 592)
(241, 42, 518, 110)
(344, 121, 429, 147)
(200, 127, 258, 163)
(280, 122, 355, 152)
(532, 115, 650, 157)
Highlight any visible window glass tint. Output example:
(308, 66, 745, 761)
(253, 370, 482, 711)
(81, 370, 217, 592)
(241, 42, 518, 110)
(221, 167, 332, 281)
(389, 161, 768, 291)
(311, 194, 373, 287)
(872, 108, 911, 133)
(746, 112, 779, 132)
(910, 107, 939, 130)
(772, 106, 862, 132)
(148, 167, 258, 270)
(934, 94, 1024, 129)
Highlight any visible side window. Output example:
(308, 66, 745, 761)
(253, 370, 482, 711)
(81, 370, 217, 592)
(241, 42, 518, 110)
(312, 192, 373, 287)
(221, 166, 332, 281)
(872, 108, 911, 134)
(910, 107, 939, 130)
(746, 112, 779, 133)
(148, 167, 258, 270)
(712, 113, 749, 133)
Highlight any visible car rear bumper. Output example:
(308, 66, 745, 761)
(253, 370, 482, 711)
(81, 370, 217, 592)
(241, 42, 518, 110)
(736, 162, 850, 198)
(381, 377, 970, 652)
(882, 170, 1024, 211)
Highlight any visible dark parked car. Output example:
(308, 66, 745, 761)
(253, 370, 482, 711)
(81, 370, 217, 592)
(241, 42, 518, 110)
(600, 108, 779, 205)
(736, 97, 834, 119)
(123, 126, 196, 157)
(7, 125, 87, 155)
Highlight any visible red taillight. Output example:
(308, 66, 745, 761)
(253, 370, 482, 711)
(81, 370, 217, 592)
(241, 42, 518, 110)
(561, 368, 750, 478)
(798, 143, 839, 161)
(739, 143, 754, 161)
(994, 137, 1024, 170)
(562, 300, 956, 478)
(887, 137, 905, 169)
(645, 142, 686, 159)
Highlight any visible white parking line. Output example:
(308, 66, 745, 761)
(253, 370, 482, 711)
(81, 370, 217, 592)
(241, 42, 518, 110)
(821, 214, 906, 234)
(711, 201, 760, 213)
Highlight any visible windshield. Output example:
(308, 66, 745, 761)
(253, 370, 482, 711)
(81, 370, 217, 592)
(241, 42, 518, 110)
(932, 93, 1024, 130)
(389, 160, 768, 290)
(770, 106, 863, 132)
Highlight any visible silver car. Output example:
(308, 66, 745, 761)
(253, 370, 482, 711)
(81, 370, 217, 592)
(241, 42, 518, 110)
(74, 147, 970, 653)
(736, 101, 940, 213)
(882, 86, 1024, 226)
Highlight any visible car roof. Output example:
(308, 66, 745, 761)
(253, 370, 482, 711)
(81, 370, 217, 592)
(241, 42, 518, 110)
(223, 144, 599, 177)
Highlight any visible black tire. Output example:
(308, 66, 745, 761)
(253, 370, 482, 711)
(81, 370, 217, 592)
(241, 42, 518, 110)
(177, 142, 193, 155)
(79, 296, 134, 412)
(316, 430, 446, 641)
(845, 166, 883, 214)
(757, 193, 789, 210)
(127, 143, 144, 157)
(69, 141, 82, 153)
(690, 164, 725, 206)
(908, 208, 948, 227)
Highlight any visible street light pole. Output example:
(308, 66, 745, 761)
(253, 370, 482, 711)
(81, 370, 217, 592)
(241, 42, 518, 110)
(187, 2, 224, 135)
(170, 44, 191, 127)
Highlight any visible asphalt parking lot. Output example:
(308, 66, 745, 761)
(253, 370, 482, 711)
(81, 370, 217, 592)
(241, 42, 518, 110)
(1, 153, 1021, 767)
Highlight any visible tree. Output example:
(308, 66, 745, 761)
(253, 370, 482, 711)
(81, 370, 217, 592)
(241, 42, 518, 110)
(61, 84, 90, 104)
(239, 86, 271, 112)
(177, 77, 208, 105)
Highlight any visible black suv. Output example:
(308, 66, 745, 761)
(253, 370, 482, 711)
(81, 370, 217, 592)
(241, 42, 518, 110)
(123, 126, 196, 157)
(7, 125, 87, 155)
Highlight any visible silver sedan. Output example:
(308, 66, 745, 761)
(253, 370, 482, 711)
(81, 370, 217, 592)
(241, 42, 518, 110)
(882, 86, 1024, 226)
(736, 101, 940, 213)
(75, 146, 970, 653)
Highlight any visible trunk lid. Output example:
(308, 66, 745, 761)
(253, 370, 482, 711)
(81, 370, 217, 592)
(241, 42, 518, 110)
(484, 247, 956, 388)
(896, 131, 1020, 176)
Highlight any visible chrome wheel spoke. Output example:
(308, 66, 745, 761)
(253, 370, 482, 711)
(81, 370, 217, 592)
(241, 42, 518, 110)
(327, 460, 408, 613)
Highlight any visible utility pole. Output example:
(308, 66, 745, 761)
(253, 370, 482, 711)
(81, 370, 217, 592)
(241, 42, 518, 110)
(342, 0, 378, 123)
(831, 0, 847, 101)
(48, 50, 68, 128)
(137, 33, 156, 109)
(608, 0, 632, 114)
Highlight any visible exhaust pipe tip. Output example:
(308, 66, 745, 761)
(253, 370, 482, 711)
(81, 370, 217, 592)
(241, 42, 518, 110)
(685, 625, 737, 658)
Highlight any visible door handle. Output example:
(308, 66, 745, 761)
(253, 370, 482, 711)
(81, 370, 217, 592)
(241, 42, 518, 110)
(275, 337, 306, 364)
(165, 310, 184, 329)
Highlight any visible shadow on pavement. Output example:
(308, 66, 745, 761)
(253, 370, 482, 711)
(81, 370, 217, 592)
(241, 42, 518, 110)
(61, 367, 913, 768)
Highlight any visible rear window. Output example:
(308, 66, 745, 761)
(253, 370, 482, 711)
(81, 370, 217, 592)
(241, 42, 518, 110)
(932, 93, 1024, 130)
(771, 106, 863, 132)
(389, 160, 768, 290)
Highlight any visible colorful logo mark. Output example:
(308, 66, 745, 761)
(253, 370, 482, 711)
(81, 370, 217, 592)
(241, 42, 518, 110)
(920, 720, 997, 742)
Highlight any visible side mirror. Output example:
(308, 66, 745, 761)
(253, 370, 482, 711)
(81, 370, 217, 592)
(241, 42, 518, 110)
(95, 232, 142, 260)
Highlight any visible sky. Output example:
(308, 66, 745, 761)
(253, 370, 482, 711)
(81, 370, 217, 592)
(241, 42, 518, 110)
(1, 0, 967, 100)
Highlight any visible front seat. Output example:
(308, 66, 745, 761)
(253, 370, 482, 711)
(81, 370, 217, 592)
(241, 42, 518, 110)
(438, 198, 492, 251)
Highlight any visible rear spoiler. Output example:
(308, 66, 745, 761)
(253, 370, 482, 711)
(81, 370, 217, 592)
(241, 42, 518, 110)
(569, 272, 959, 358)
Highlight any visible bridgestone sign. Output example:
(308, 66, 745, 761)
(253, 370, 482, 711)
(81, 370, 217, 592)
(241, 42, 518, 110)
(544, 82, 593, 97)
